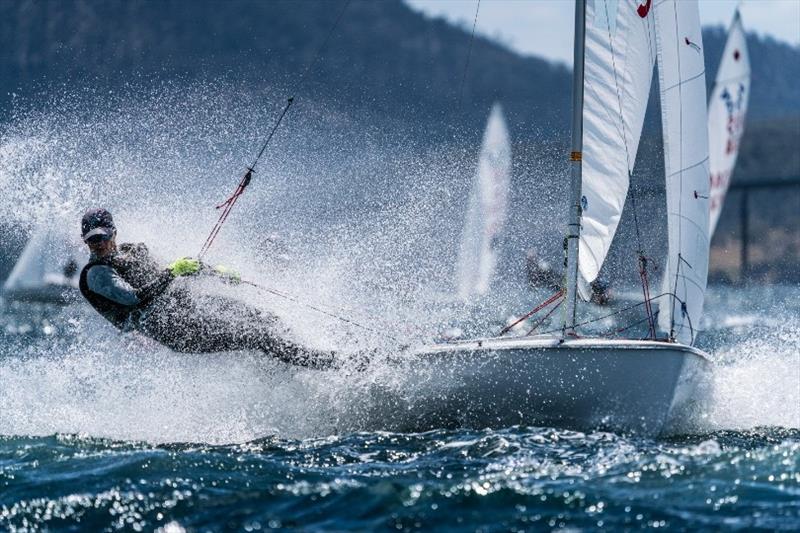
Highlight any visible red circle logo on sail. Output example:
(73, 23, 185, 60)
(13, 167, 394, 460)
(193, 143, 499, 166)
(637, 0, 652, 18)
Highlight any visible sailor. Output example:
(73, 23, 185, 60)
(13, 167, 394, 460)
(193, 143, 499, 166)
(589, 278, 612, 306)
(525, 249, 561, 291)
(78, 208, 338, 369)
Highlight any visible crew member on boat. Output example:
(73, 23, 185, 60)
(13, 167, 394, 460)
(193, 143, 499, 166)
(78, 208, 337, 369)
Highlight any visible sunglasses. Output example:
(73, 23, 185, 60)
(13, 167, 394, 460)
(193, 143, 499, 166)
(84, 233, 113, 245)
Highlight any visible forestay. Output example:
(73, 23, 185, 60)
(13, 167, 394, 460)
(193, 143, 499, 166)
(457, 103, 511, 299)
(654, 0, 710, 345)
(708, 10, 750, 236)
(578, 0, 657, 298)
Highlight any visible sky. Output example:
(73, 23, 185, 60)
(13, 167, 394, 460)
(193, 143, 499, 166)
(405, 0, 800, 65)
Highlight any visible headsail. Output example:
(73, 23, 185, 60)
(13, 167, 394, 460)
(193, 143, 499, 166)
(654, 0, 710, 345)
(708, 10, 750, 236)
(578, 0, 657, 298)
(456, 103, 512, 299)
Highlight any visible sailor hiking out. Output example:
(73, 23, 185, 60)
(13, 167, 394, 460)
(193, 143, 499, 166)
(78, 208, 338, 369)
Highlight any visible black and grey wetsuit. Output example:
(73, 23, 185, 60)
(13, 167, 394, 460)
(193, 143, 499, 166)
(79, 243, 173, 329)
(79, 243, 337, 369)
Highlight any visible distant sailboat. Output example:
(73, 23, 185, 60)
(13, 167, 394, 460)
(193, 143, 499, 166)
(2, 221, 86, 304)
(708, 9, 750, 236)
(456, 103, 511, 300)
(404, 0, 713, 436)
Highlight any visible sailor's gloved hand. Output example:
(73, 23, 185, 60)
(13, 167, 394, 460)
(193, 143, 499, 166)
(213, 264, 241, 284)
(168, 257, 201, 277)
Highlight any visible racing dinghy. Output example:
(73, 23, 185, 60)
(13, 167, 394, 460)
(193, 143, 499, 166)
(708, 9, 751, 236)
(409, 0, 714, 436)
(2, 220, 86, 304)
(456, 103, 511, 301)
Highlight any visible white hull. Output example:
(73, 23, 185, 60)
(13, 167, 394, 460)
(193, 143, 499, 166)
(373, 337, 711, 436)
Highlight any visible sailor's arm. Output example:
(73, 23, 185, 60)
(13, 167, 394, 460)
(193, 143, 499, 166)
(85, 265, 141, 306)
(86, 265, 173, 307)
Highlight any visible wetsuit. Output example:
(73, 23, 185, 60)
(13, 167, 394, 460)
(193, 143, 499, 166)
(79, 243, 337, 369)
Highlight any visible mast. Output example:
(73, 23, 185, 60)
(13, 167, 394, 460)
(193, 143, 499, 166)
(563, 0, 585, 334)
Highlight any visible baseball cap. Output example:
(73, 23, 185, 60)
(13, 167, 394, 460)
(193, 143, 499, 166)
(81, 208, 116, 242)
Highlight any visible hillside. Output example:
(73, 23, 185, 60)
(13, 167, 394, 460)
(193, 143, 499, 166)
(0, 0, 798, 282)
(1, 0, 798, 139)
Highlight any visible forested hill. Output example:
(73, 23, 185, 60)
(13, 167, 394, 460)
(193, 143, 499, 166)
(1, 0, 798, 143)
(0, 0, 570, 137)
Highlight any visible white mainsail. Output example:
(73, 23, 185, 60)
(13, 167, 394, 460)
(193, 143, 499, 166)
(708, 10, 750, 236)
(2, 221, 86, 302)
(654, 0, 710, 345)
(578, 0, 657, 298)
(456, 103, 511, 299)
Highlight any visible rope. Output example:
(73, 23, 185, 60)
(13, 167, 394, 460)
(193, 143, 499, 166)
(456, 0, 481, 110)
(499, 289, 564, 336)
(638, 254, 657, 339)
(525, 297, 564, 336)
(237, 278, 405, 344)
(532, 291, 690, 340)
(197, 0, 352, 259)
(602, 0, 661, 338)
(604, 310, 661, 339)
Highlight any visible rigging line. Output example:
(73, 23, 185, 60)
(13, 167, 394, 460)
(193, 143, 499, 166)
(250, 0, 352, 171)
(238, 279, 406, 344)
(602, 1, 649, 268)
(456, 0, 481, 110)
(603, 0, 634, 173)
(198, 0, 351, 259)
(249, 97, 295, 173)
(669, 1, 685, 335)
(290, 0, 352, 98)
(499, 289, 564, 336)
(534, 290, 687, 337)
(604, 310, 661, 338)
(603, 0, 654, 333)
(526, 298, 564, 336)
(629, 180, 644, 252)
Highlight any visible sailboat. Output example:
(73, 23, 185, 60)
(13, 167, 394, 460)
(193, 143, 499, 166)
(456, 103, 511, 300)
(2, 221, 87, 304)
(708, 10, 750, 236)
(403, 0, 713, 436)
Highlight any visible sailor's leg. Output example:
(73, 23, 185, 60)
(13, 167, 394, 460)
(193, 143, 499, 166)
(258, 335, 341, 370)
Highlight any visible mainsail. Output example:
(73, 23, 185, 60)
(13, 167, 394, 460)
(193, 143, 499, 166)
(2, 221, 86, 302)
(456, 103, 511, 299)
(708, 10, 750, 236)
(654, 0, 710, 345)
(578, 0, 657, 298)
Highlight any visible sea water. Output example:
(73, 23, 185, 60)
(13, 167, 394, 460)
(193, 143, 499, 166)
(1, 85, 798, 530)
(0, 286, 797, 531)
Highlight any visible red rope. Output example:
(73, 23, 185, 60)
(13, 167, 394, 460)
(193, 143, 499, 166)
(638, 255, 657, 339)
(525, 297, 564, 336)
(499, 289, 564, 336)
(198, 170, 252, 259)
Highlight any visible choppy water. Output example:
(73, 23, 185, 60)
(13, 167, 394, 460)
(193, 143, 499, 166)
(1, 85, 798, 530)
(1, 286, 798, 531)
(0, 427, 797, 531)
